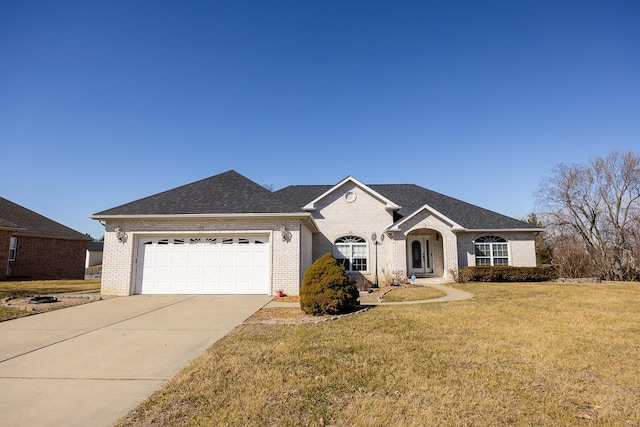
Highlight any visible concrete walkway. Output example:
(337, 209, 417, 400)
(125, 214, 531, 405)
(0, 295, 272, 427)
(373, 282, 474, 305)
(265, 283, 473, 308)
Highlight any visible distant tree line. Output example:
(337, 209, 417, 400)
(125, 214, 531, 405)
(534, 150, 640, 281)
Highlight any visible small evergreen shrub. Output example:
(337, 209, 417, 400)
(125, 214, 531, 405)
(456, 266, 557, 283)
(352, 274, 373, 292)
(300, 253, 360, 315)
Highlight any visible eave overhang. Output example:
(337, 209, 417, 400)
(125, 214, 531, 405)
(90, 212, 321, 233)
(0, 226, 25, 232)
(12, 232, 92, 241)
(457, 228, 544, 233)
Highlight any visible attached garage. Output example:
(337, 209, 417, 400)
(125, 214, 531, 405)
(134, 235, 269, 295)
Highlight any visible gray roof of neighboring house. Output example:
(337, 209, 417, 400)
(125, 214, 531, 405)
(0, 217, 23, 230)
(87, 240, 104, 252)
(94, 170, 534, 230)
(0, 197, 92, 240)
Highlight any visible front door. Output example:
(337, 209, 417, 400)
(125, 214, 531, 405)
(407, 237, 433, 274)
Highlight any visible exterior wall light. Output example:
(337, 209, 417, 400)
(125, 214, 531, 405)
(280, 226, 288, 242)
(115, 226, 126, 243)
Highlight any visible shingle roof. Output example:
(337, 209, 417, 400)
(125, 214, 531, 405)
(0, 217, 23, 230)
(369, 184, 532, 229)
(0, 197, 91, 240)
(274, 183, 533, 230)
(274, 185, 332, 212)
(93, 170, 295, 216)
(87, 240, 104, 252)
(94, 171, 533, 230)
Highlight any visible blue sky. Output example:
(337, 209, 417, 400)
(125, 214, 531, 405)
(2, 0, 639, 239)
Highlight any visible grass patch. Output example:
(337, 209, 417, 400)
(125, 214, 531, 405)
(0, 279, 101, 322)
(382, 286, 447, 302)
(116, 282, 640, 426)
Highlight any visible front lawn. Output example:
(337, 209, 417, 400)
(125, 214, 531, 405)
(382, 286, 447, 302)
(116, 282, 640, 426)
(0, 279, 101, 322)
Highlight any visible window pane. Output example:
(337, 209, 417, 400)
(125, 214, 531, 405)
(9, 237, 17, 261)
(475, 243, 491, 257)
(493, 243, 508, 257)
(352, 258, 367, 271)
(476, 257, 491, 266)
(494, 258, 509, 266)
(335, 244, 350, 258)
(351, 244, 367, 258)
(336, 258, 350, 270)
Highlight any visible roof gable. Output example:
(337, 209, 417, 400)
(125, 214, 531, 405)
(300, 176, 401, 212)
(0, 197, 91, 240)
(387, 203, 465, 231)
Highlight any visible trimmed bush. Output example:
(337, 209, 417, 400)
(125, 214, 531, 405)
(300, 253, 360, 315)
(351, 274, 373, 292)
(456, 266, 557, 283)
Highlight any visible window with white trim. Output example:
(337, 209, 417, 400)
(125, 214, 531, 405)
(8, 237, 17, 261)
(334, 236, 368, 272)
(475, 236, 509, 266)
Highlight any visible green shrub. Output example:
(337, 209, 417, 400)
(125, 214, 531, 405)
(456, 266, 557, 283)
(300, 253, 360, 315)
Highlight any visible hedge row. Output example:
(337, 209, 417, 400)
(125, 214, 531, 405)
(456, 266, 557, 283)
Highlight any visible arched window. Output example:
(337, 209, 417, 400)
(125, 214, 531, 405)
(334, 236, 367, 272)
(474, 236, 509, 266)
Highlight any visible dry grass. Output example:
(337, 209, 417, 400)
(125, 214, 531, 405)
(382, 286, 447, 302)
(116, 282, 640, 426)
(0, 279, 101, 321)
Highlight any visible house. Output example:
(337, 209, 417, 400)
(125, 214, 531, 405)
(92, 170, 540, 296)
(85, 240, 104, 268)
(0, 197, 93, 280)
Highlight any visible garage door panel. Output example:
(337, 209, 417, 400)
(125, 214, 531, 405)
(170, 266, 185, 276)
(136, 236, 269, 295)
(202, 252, 218, 261)
(186, 266, 201, 275)
(187, 252, 201, 261)
(171, 252, 185, 261)
(155, 253, 170, 262)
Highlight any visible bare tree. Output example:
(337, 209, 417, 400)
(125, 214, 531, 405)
(537, 151, 640, 281)
(524, 213, 553, 266)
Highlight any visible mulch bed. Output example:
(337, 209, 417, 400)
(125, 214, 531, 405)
(243, 287, 393, 325)
(2, 294, 102, 314)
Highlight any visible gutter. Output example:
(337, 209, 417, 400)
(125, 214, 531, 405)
(12, 232, 93, 241)
(90, 212, 321, 233)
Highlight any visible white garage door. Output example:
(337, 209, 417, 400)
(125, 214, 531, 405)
(135, 236, 269, 295)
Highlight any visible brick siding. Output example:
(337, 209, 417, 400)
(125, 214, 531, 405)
(456, 232, 537, 268)
(7, 236, 87, 279)
(310, 182, 395, 285)
(0, 230, 12, 280)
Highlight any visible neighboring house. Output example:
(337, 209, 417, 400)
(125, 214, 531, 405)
(0, 197, 92, 280)
(92, 170, 541, 296)
(85, 240, 104, 268)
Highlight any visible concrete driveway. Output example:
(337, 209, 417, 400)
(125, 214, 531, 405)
(0, 295, 272, 427)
